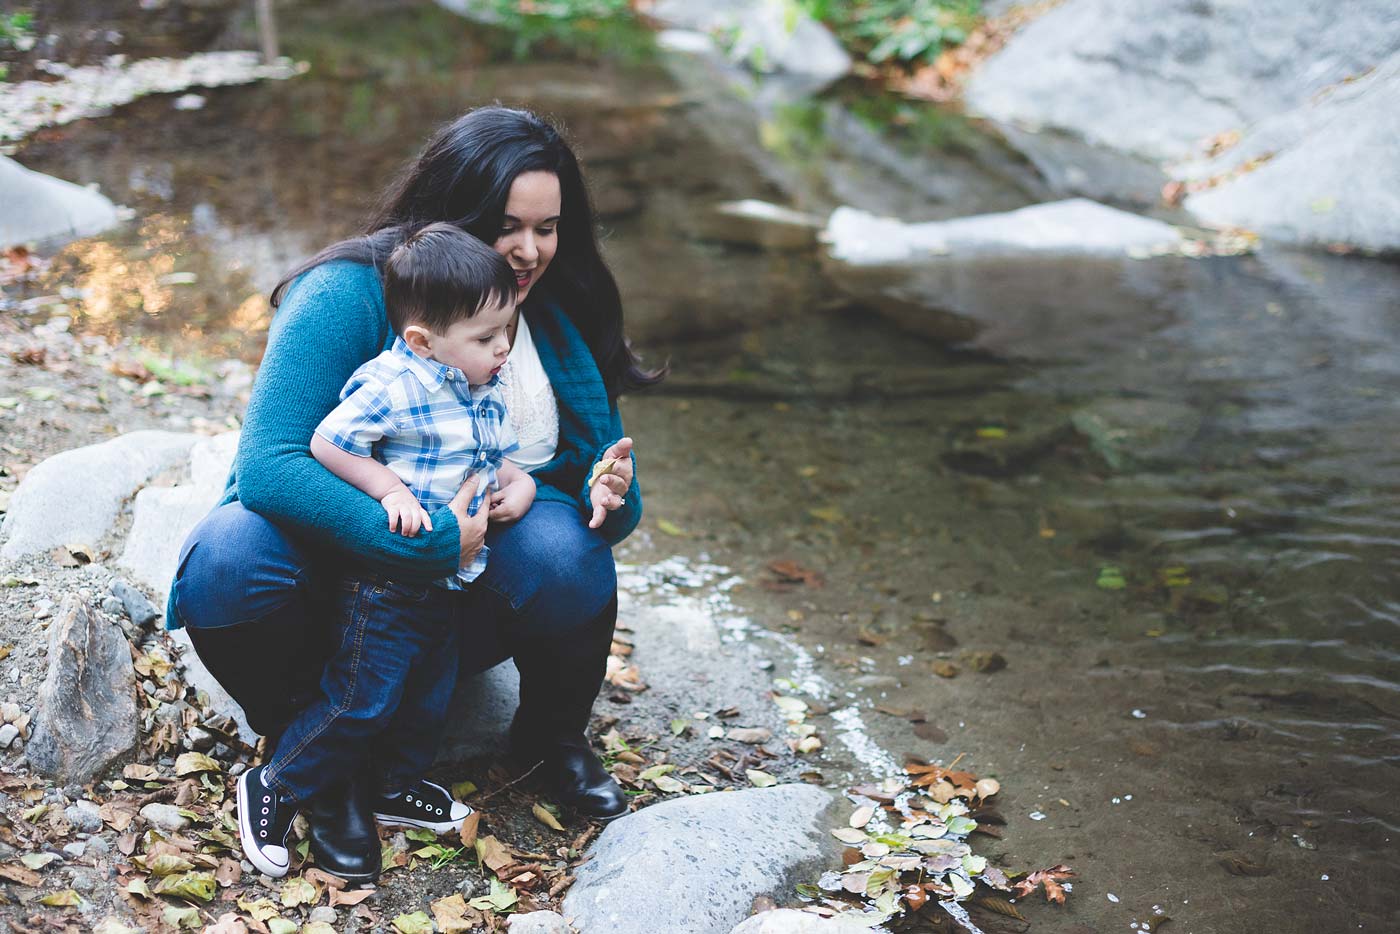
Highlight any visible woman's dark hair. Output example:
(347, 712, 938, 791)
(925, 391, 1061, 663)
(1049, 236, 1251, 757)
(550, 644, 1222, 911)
(271, 105, 664, 397)
(383, 223, 516, 336)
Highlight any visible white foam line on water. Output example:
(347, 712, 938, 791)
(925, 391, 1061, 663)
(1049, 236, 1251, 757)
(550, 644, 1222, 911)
(619, 554, 903, 782)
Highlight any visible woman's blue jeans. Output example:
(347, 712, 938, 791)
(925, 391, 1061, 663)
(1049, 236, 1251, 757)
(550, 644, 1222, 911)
(170, 500, 618, 796)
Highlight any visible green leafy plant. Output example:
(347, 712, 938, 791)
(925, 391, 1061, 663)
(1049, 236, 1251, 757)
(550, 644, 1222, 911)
(479, 0, 654, 62)
(798, 0, 982, 68)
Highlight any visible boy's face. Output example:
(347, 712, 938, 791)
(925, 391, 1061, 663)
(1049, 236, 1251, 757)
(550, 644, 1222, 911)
(417, 298, 516, 385)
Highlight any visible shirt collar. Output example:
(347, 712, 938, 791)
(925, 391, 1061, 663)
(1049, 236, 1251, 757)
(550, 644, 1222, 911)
(390, 336, 502, 393)
(391, 336, 458, 391)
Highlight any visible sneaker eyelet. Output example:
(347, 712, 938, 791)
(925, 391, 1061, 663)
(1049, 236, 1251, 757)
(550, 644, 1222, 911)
(261, 818, 268, 826)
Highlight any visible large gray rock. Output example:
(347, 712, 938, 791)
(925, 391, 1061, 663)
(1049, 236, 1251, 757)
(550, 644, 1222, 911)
(508, 912, 574, 934)
(0, 156, 119, 248)
(562, 785, 841, 934)
(965, 0, 1400, 162)
(118, 431, 239, 601)
(1183, 52, 1400, 252)
(27, 598, 139, 784)
(823, 199, 1181, 265)
(0, 430, 199, 561)
(436, 661, 520, 761)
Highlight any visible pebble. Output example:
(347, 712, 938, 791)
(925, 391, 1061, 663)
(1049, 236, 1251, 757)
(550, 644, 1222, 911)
(229, 762, 246, 777)
(0, 724, 19, 749)
(309, 907, 337, 924)
(100, 596, 125, 618)
(0, 702, 22, 723)
(63, 842, 86, 859)
(64, 800, 103, 834)
(85, 836, 110, 857)
(139, 803, 189, 833)
(185, 726, 215, 751)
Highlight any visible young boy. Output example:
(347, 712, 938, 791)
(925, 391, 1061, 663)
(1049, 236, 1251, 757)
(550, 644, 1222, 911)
(237, 224, 535, 879)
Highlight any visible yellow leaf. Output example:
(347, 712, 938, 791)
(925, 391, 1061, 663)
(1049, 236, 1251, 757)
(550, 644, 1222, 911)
(430, 893, 475, 934)
(532, 803, 565, 832)
(746, 769, 778, 788)
(588, 458, 619, 489)
(392, 911, 435, 934)
(807, 506, 843, 523)
(656, 518, 685, 536)
(174, 752, 221, 776)
(39, 889, 82, 907)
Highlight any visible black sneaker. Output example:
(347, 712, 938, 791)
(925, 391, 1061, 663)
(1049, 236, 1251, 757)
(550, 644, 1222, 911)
(237, 764, 298, 877)
(372, 779, 472, 834)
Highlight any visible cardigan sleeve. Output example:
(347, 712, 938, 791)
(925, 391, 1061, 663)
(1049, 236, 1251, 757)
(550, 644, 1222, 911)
(234, 262, 462, 580)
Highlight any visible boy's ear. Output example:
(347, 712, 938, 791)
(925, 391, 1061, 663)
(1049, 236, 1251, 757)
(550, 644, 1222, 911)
(402, 325, 434, 357)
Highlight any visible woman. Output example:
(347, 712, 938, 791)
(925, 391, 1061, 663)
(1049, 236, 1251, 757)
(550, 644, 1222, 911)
(168, 106, 662, 882)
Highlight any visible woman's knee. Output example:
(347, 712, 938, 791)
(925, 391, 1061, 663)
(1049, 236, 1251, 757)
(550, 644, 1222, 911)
(173, 502, 311, 630)
(484, 503, 616, 627)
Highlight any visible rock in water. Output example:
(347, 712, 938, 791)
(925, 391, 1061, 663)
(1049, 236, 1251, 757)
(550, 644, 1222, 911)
(27, 598, 138, 785)
(562, 785, 841, 934)
(0, 156, 119, 248)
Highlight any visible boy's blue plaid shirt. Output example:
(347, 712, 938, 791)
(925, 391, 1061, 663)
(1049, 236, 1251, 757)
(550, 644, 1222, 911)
(314, 337, 519, 585)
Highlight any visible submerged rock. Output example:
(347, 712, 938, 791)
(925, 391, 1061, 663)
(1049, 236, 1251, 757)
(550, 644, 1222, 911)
(562, 784, 841, 934)
(27, 598, 139, 785)
(1070, 398, 1203, 471)
(824, 199, 1182, 265)
(0, 156, 119, 249)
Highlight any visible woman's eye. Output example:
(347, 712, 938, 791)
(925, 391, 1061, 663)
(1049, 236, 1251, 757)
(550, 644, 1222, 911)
(538, 227, 556, 236)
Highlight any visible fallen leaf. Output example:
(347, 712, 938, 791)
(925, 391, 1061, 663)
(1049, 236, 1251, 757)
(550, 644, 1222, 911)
(302, 866, 345, 890)
(163, 906, 202, 930)
(532, 803, 565, 832)
(268, 920, 298, 934)
(975, 778, 1001, 799)
(653, 774, 686, 794)
(202, 914, 250, 934)
(849, 806, 875, 828)
(1010, 864, 1076, 904)
(475, 835, 512, 874)
(931, 661, 959, 679)
(237, 897, 281, 922)
(329, 887, 375, 908)
(279, 875, 320, 908)
(831, 828, 866, 844)
(302, 924, 337, 934)
(123, 763, 161, 781)
(431, 893, 480, 934)
(215, 858, 242, 887)
(765, 559, 825, 588)
(1220, 854, 1271, 877)
(745, 769, 777, 788)
(972, 894, 1027, 921)
(146, 853, 195, 876)
(19, 852, 58, 870)
(964, 651, 1007, 673)
(458, 810, 480, 849)
(175, 752, 221, 776)
(656, 518, 686, 536)
(466, 877, 518, 913)
(39, 889, 82, 907)
(451, 780, 478, 799)
(153, 871, 217, 902)
(727, 727, 772, 744)
(0, 863, 42, 886)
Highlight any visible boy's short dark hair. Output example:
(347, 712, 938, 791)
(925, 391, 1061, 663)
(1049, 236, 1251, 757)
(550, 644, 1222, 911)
(383, 222, 516, 336)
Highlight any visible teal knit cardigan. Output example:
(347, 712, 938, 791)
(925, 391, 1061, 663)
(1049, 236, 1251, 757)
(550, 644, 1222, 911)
(209, 260, 639, 584)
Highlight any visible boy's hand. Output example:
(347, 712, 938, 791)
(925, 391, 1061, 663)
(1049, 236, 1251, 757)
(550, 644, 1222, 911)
(588, 437, 634, 529)
(489, 475, 535, 523)
(381, 486, 432, 537)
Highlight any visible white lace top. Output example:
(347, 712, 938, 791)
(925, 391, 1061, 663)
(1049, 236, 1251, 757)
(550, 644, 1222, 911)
(499, 313, 560, 473)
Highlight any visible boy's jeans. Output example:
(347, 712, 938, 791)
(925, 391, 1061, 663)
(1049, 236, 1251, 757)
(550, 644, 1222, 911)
(262, 574, 460, 804)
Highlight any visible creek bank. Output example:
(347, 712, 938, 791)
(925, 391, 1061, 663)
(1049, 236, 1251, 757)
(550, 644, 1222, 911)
(0, 156, 120, 250)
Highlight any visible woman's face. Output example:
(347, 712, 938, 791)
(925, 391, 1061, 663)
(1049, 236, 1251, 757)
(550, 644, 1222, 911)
(494, 170, 561, 303)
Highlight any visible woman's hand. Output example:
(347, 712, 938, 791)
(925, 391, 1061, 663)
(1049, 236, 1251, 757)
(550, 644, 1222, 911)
(449, 472, 490, 568)
(588, 437, 634, 530)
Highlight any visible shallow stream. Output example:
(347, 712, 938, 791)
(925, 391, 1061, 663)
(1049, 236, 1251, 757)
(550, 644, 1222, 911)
(11, 2, 1400, 931)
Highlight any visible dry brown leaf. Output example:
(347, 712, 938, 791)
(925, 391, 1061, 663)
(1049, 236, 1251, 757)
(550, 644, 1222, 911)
(476, 835, 513, 874)
(0, 862, 42, 886)
(973, 894, 1027, 921)
(329, 887, 375, 908)
(214, 858, 242, 888)
(303, 866, 346, 890)
(1010, 864, 1076, 904)
(458, 811, 480, 850)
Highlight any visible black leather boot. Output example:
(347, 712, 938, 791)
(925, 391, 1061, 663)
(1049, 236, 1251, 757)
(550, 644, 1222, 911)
(509, 594, 628, 821)
(307, 772, 381, 885)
